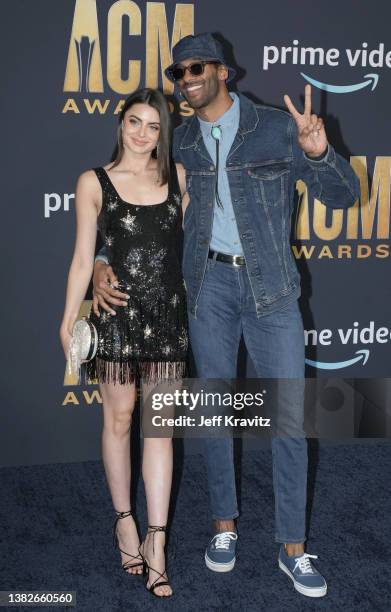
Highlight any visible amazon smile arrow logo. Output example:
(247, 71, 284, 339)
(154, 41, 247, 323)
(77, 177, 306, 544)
(305, 349, 370, 370)
(301, 72, 379, 93)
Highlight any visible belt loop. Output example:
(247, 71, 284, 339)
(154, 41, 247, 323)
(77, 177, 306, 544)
(212, 250, 218, 262)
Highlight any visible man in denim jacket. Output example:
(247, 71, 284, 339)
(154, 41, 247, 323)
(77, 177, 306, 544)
(93, 33, 360, 597)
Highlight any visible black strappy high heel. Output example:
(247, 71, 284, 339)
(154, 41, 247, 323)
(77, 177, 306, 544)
(113, 510, 144, 575)
(141, 526, 172, 597)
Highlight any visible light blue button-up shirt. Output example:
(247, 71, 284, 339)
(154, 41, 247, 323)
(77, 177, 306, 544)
(198, 93, 243, 256)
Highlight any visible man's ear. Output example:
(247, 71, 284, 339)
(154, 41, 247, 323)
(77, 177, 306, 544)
(217, 64, 229, 81)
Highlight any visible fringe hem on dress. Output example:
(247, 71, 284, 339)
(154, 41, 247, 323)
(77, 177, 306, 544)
(87, 357, 186, 386)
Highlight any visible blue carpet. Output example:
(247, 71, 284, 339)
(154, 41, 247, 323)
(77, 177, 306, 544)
(1, 443, 390, 612)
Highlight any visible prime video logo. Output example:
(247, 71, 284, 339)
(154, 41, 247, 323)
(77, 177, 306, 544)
(262, 41, 391, 93)
(304, 321, 391, 370)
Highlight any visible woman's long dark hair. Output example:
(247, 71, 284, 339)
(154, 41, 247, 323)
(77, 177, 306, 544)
(110, 88, 172, 186)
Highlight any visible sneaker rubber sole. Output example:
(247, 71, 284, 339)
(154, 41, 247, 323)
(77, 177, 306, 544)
(205, 552, 236, 573)
(278, 559, 327, 598)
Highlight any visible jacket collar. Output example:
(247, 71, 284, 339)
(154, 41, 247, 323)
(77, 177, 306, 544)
(179, 92, 259, 150)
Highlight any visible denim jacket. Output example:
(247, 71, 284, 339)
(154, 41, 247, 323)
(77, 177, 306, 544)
(173, 93, 360, 318)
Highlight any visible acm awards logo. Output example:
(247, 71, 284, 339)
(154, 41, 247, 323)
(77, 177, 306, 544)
(293, 157, 390, 261)
(62, 0, 194, 117)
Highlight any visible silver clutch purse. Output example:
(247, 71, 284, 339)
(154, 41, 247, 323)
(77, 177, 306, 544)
(66, 318, 98, 383)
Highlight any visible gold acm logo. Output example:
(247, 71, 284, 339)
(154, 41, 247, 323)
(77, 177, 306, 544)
(62, 0, 194, 116)
(293, 156, 391, 260)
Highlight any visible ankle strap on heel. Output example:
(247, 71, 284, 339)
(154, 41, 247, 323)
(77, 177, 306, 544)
(147, 525, 166, 533)
(115, 510, 133, 519)
(113, 510, 133, 546)
(146, 525, 167, 554)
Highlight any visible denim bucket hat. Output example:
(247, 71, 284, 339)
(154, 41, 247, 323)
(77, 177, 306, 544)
(165, 33, 236, 83)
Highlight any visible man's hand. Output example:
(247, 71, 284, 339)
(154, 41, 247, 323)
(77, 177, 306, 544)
(284, 84, 328, 158)
(92, 261, 129, 316)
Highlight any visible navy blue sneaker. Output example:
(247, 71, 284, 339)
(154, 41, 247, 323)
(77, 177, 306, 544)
(205, 531, 238, 572)
(278, 546, 327, 597)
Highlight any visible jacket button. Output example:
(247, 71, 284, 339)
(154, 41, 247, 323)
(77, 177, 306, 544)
(209, 165, 215, 171)
(208, 202, 213, 207)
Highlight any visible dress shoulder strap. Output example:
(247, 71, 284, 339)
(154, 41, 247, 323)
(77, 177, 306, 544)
(93, 167, 116, 195)
(93, 167, 111, 191)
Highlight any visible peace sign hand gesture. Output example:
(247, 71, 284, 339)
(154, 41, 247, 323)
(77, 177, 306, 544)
(284, 84, 328, 158)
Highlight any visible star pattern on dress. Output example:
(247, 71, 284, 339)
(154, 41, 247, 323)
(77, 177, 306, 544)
(173, 193, 181, 206)
(127, 265, 138, 276)
(105, 235, 114, 247)
(167, 203, 177, 217)
(128, 308, 137, 320)
(144, 324, 153, 338)
(107, 199, 118, 212)
(162, 345, 172, 356)
(121, 211, 137, 233)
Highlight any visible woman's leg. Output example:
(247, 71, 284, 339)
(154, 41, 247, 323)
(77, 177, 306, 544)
(100, 380, 142, 574)
(140, 380, 173, 596)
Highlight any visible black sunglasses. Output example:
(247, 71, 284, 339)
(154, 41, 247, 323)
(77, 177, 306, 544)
(169, 60, 220, 82)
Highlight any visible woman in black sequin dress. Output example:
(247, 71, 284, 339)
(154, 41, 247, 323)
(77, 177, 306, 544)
(88, 161, 187, 385)
(60, 89, 189, 597)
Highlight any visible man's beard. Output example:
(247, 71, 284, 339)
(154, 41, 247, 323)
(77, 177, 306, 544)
(185, 96, 211, 110)
(181, 76, 220, 110)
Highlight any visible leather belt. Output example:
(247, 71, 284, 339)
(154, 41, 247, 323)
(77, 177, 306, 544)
(208, 249, 246, 267)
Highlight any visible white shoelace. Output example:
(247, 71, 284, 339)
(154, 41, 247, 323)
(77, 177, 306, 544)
(213, 532, 237, 550)
(293, 553, 318, 574)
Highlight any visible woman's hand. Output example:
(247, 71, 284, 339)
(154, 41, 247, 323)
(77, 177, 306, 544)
(60, 322, 74, 360)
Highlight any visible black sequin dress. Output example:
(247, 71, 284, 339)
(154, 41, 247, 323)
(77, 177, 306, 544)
(87, 165, 188, 385)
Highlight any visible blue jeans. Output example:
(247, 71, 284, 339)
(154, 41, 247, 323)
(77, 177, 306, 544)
(188, 258, 307, 543)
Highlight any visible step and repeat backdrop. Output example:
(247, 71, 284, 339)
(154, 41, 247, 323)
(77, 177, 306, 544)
(1, 0, 390, 466)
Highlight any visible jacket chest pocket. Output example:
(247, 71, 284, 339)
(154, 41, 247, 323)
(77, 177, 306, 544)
(247, 163, 290, 207)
